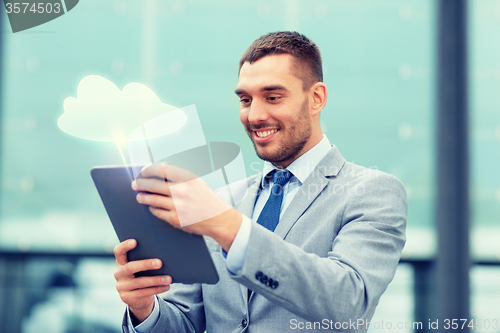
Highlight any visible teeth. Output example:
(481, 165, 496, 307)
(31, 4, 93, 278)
(256, 129, 278, 138)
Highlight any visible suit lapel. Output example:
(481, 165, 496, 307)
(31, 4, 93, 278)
(274, 145, 346, 239)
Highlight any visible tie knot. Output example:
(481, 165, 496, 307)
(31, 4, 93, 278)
(272, 169, 292, 186)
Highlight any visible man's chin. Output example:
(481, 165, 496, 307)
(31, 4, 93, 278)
(255, 148, 283, 165)
(254, 147, 275, 163)
(252, 141, 292, 165)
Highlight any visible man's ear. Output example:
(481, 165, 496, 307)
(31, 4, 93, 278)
(309, 82, 328, 116)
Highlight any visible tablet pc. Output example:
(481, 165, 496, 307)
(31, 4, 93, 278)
(91, 165, 219, 284)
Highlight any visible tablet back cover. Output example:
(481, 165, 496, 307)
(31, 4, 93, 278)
(91, 166, 219, 284)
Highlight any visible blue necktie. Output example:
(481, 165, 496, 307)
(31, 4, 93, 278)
(257, 169, 293, 232)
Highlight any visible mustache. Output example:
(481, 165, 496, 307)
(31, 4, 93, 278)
(247, 123, 281, 131)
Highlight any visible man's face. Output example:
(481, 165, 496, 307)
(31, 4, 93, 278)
(235, 54, 314, 168)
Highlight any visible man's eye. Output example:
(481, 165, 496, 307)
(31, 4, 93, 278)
(267, 96, 280, 101)
(240, 98, 251, 104)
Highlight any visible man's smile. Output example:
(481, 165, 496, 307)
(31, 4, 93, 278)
(253, 129, 279, 143)
(255, 129, 278, 138)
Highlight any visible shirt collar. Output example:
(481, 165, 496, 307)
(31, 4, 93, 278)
(261, 135, 332, 187)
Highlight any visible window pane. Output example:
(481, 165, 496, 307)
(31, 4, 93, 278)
(470, 0, 500, 260)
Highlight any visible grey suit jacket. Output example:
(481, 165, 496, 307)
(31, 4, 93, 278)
(122, 145, 407, 333)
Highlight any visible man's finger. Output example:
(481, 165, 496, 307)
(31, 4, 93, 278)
(134, 178, 171, 195)
(163, 163, 198, 183)
(115, 258, 163, 280)
(117, 275, 172, 292)
(149, 207, 180, 227)
(140, 162, 197, 183)
(114, 239, 136, 266)
(139, 162, 167, 180)
(140, 164, 152, 173)
(120, 285, 171, 304)
(136, 192, 175, 210)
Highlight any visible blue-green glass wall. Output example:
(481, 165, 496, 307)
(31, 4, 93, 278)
(0, 0, 436, 256)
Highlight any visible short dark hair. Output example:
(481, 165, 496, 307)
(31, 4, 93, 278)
(239, 31, 323, 90)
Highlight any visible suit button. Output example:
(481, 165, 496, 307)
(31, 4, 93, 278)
(260, 274, 268, 284)
(271, 280, 279, 289)
(266, 278, 273, 287)
(255, 271, 263, 280)
(241, 319, 248, 328)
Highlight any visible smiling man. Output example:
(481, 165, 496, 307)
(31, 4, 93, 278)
(114, 31, 407, 333)
(236, 49, 324, 169)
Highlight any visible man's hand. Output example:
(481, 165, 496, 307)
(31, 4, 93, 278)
(114, 239, 172, 324)
(132, 162, 242, 252)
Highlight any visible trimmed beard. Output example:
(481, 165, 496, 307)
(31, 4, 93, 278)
(250, 98, 312, 166)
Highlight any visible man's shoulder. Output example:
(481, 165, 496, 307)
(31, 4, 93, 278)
(338, 161, 406, 199)
(318, 145, 403, 187)
(341, 161, 391, 181)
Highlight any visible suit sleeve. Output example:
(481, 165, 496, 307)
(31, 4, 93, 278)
(230, 173, 407, 324)
(121, 283, 205, 333)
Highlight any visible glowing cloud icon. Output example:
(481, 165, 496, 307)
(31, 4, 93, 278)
(58, 75, 186, 144)
(59, 75, 248, 227)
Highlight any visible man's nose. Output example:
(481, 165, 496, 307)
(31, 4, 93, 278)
(247, 100, 269, 123)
